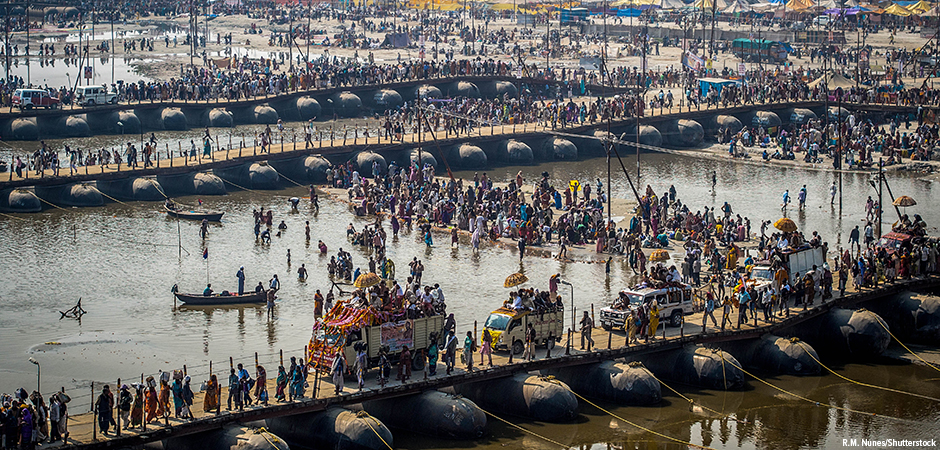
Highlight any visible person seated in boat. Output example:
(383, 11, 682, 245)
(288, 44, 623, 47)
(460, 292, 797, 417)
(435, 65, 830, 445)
(255, 282, 264, 294)
(165, 199, 177, 210)
(278, 221, 288, 230)
(203, 284, 213, 296)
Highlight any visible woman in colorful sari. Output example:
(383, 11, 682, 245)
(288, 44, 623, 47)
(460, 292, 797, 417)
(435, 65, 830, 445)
(203, 374, 219, 413)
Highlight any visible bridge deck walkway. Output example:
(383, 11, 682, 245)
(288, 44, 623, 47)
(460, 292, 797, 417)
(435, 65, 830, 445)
(44, 276, 938, 449)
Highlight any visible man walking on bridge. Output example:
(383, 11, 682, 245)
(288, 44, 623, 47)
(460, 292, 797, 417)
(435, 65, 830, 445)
(580, 311, 594, 351)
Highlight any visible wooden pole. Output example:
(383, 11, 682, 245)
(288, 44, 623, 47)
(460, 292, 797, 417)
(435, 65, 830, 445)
(91, 383, 96, 441)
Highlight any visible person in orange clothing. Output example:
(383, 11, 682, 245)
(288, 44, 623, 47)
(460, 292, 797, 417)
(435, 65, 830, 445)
(144, 383, 159, 423)
(158, 379, 172, 419)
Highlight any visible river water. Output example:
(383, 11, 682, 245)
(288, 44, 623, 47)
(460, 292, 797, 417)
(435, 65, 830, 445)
(1, 152, 938, 448)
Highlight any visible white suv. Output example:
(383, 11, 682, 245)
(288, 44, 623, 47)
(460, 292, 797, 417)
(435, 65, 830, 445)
(76, 85, 117, 106)
(600, 282, 696, 330)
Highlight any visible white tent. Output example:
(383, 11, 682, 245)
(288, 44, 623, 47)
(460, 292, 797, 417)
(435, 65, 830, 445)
(721, 0, 752, 13)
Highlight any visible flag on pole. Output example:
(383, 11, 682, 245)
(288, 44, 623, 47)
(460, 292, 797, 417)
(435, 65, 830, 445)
(203, 248, 209, 259)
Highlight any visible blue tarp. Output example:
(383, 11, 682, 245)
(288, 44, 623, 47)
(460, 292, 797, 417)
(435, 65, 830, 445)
(616, 7, 642, 16)
(699, 77, 740, 97)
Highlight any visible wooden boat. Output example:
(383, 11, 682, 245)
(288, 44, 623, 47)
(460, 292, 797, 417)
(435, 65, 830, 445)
(164, 201, 224, 222)
(174, 290, 268, 305)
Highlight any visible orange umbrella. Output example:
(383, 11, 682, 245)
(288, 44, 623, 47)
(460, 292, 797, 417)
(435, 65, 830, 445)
(650, 249, 670, 262)
(893, 195, 916, 207)
(504, 272, 529, 288)
(354, 272, 381, 288)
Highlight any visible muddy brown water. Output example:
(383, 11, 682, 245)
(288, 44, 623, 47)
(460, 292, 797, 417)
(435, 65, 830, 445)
(1, 152, 938, 449)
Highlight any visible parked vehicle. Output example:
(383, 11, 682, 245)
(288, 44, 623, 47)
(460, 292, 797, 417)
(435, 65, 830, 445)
(731, 38, 789, 63)
(75, 85, 117, 106)
(751, 246, 827, 289)
(483, 306, 563, 354)
(308, 305, 445, 371)
(12, 89, 60, 109)
(600, 281, 696, 330)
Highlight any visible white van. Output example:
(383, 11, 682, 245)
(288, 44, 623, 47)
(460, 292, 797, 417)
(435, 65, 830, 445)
(76, 85, 117, 106)
(600, 282, 696, 330)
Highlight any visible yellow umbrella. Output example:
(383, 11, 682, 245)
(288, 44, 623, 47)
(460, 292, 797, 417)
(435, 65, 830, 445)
(893, 195, 916, 207)
(354, 272, 381, 288)
(504, 272, 529, 288)
(774, 217, 798, 233)
(650, 249, 670, 262)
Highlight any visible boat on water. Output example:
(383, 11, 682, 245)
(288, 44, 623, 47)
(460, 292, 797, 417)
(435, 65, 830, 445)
(164, 200, 224, 222)
(174, 290, 272, 305)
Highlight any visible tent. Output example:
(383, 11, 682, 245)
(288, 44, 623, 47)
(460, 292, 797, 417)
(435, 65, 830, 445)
(785, 0, 815, 11)
(660, 0, 686, 8)
(617, 7, 643, 15)
(383, 33, 411, 48)
(722, 0, 752, 13)
(752, 2, 784, 10)
(908, 0, 932, 13)
(693, 0, 727, 9)
(921, 4, 940, 15)
(808, 71, 855, 89)
(884, 3, 913, 15)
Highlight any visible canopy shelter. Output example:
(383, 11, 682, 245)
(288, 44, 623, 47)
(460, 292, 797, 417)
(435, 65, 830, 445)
(693, 0, 728, 9)
(921, 4, 940, 15)
(660, 0, 687, 8)
(722, 0, 753, 13)
(884, 3, 913, 15)
(785, 0, 815, 11)
(908, 0, 933, 13)
(808, 70, 855, 89)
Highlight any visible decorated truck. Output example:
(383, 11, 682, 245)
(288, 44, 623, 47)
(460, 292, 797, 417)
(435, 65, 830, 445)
(308, 302, 445, 372)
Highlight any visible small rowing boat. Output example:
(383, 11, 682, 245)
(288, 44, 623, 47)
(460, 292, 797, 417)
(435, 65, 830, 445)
(164, 200, 224, 222)
(174, 290, 268, 305)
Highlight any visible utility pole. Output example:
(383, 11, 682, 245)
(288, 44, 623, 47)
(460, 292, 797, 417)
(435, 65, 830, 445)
(4, 3, 10, 83)
(877, 158, 883, 237)
(25, 0, 29, 85)
(111, 10, 115, 86)
(289, 5, 294, 71)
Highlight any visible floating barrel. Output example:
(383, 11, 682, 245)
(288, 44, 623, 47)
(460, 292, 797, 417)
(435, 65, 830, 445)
(41, 184, 98, 207)
(1, 188, 41, 212)
(400, 148, 437, 169)
(161, 108, 187, 131)
(828, 106, 851, 120)
(814, 308, 890, 357)
(620, 125, 663, 148)
(729, 334, 821, 376)
(252, 105, 279, 124)
(871, 292, 940, 344)
(96, 177, 165, 201)
(109, 110, 141, 134)
(447, 143, 487, 169)
(541, 137, 578, 160)
(453, 373, 578, 422)
(495, 139, 533, 164)
(36, 183, 103, 207)
(206, 108, 234, 128)
(353, 151, 387, 177)
(61, 6, 79, 17)
(248, 162, 280, 189)
(640, 345, 745, 390)
(296, 97, 321, 120)
(493, 80, 518, 99)
(266, 406, 393, 450)
(163, 425, 290, 450)
(452, 81, 480, 98)
(58, 115, 91, 137)
(572, 130, 614, 156)
(362, 391, 486, 439)
(663, 119, 704, 147)
(787, 108, 817, 125)
(543, 361, 661, 405)
(8, 117, 39, 140)
(415, 85, 442, 99)
(716, 115, 743, 133)
(331, 91, 363, 118)
(372, 89, 403, 111)
(303, 156, 332, 182)
(193, 172, 226, 195)
(752, 111, 782, 128)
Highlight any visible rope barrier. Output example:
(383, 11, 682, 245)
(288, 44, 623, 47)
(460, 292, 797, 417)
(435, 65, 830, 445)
(0, 211, 28, 221)
(356, 411, 394, 450)
(478, 408, 570, 449)
(716, 350, 911, 422)
(565, 388, 715, 450)
(867, 310, 940, 374)
(91, 186, 147, 209)
(253, 427, 285, 448)
(795, 341, 940, 402)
